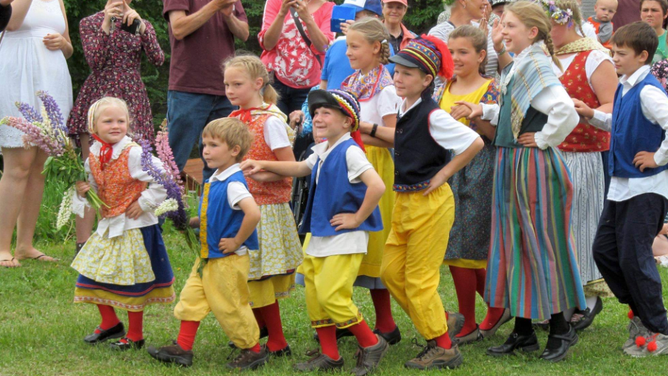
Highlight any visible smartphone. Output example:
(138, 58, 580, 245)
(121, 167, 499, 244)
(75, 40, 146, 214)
(120, 19, 141, 35)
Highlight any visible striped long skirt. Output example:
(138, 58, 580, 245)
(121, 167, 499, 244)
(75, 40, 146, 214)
(485, 147, 586, 320)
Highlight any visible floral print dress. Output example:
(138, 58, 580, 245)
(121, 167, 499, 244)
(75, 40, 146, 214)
(652, 58, 668, 93)
(67, 12, 164, 143)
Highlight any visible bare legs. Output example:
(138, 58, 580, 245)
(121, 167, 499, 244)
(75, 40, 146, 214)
(74, 134, 95, 246)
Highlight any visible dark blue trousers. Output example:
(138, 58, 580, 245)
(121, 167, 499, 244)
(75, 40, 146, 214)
(593, 193, 668, 334)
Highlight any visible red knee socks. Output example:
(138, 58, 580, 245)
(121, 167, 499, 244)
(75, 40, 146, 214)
(369, 289, 397, 334)
(475, 268, 506, 331)
(124, 310, 144, 342)
(252, 307, 266, 329)
(96, 304, 120, 333)
(316, 326, 340, 360)
(434, 330, 453, 349)
(449, 266, 478, 337)
(177, 321, 200, 351)
(347, 320, 379, 348)
(260, 301, 288, 352)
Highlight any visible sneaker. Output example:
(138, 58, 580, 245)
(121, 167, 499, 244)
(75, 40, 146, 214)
(351, 335, 389, 376)
(455, 326, 483, 346)
(644, 332, 668, 355)
(446, 312, 465, 340)
(294, 353, 345, 372)
(147, 341, 194, 367)
(404, 340, 463, 370)
(228, 326, 268, 349)
(373, 325, 402, 345)
(261, 344, 292, 357)
(226, 347, 269, 370)
(622, 316, 650, 352)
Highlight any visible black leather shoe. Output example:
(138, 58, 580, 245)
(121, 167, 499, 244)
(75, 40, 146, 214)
(486, 331, 540, 356)
(572, 297, 603, 332)
(84, 322, 125, 344)
(540, 326, 578, 362)
(109, 337, 145, 351)
(228, 327, 268, 349)
(373, 325, 402, 345)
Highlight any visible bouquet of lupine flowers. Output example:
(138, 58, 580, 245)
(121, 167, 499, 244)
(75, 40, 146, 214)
(0, 91, 106, 229)
(139, 123, 199, 255)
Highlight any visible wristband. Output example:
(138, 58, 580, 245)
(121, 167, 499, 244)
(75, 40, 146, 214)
(497, 44, 507, 56)
(370, 123, 378, 138)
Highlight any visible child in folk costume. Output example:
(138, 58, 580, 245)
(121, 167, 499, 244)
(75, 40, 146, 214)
(242, 89, 389, 375)
(461, 1, 585, 362)
(148, 118, 268, 369)
(549, 0, 619, 331)
(224, 55, 303, 356)
(379, 36, 484, 369)
(71, 97, 175, 350)
(432, 25, 510, 345)
(576, 22, 668, 357)
(340, 17, 402, 343)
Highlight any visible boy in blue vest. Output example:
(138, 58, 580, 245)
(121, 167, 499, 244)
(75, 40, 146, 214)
(241, 89, 388, 375)
(574, 21, 668, 357)
(148, 118, 268, 369)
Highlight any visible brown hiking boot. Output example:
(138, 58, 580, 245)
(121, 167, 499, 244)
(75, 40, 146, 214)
(447, 312, 465, 340)
(404, 340, 463, 370)
(226, 347, 269, 370)
(351, 335, 389, 376)
(294, 353, 344, 372)
(147, 341, 194, 367)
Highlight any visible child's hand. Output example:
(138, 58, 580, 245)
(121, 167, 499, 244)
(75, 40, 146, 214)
(633, 151, 659, 172)
(219, 238, 241, 254)
(289, 110, 304, 129)
(449, 104, 473, 121)
(453, 101, 483, 119)
(340, 19, 354, 35)
(423, 170, 450, 196)
(75, 181, 90, 197)
(491, 16, 504, 51)
(125, 201, 144, 220)
(330, 213, 362, 231)
(240, 159, 264, 175)
(517, 132, 538, 148)
(189, 216, 200, 228)
(572, 98, 595, 119)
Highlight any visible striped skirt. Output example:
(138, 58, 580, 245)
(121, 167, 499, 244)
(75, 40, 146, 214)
(560, 151, 605, 284)
(485, 147, 586, 320)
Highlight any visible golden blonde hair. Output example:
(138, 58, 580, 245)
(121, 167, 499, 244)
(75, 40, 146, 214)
(506, 1, 563, 71)
(222, 54, 279, 105)
(348, 17, 391, 65)
(202, 118, 254, 162)
(87, 97, 131, 135)
(554, 0, 585, 36)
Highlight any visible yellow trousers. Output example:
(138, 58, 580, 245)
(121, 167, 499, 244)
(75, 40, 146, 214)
(174, 256, 259, 349)
(380, 184, 455, 340)
(302, 253, 364, 328)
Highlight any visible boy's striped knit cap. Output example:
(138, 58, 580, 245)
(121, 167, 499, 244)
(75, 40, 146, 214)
(389, 35, 454, 80)
(307, 89, 361, 132)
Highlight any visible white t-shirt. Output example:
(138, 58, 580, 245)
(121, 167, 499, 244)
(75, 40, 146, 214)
(552, 49, 614, 90)
(581, 21, 599, 41)
(264, 116, 292, 151)
(359, 86, 402, 127)
(304, 133, 374, 257)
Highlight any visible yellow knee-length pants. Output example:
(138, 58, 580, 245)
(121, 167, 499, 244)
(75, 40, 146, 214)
(302, 253, 365, 328)
(174, 256, 260, 349)
(381, 184, 455, 340)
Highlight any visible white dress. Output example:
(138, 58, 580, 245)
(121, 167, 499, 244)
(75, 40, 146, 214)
(0, 0, 72, 148)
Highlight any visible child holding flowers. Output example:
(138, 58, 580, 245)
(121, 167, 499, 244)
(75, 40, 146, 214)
(70, 97, 175, 351)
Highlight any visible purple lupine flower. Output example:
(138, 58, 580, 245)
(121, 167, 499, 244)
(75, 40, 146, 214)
(14, 102, 43, 124)
(155, 130, 182, 186)
(37, 91, 67, 132)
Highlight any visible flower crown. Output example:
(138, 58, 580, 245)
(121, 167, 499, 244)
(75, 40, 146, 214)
(536, 0, 574, 28)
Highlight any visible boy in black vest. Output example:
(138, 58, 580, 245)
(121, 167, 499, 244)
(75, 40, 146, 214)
(378, 36, 483, 370)
(575, 21, 668, 357)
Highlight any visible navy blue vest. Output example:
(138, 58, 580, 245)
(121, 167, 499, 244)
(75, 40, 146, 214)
(610, 74, 668, 178)
(299, 138, 383, 236)
(199, 171, 259, 259)
(394, 94, 451, 192)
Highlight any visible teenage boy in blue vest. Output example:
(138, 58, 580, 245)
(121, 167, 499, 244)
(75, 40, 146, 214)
(242, 89, 388, 375)
(148, 118, 268, 369)
(371, 36, 483, 370)
(574, 21, 668, 357)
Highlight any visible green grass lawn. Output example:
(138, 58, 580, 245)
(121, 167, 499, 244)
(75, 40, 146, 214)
(2, 229, 668, 375)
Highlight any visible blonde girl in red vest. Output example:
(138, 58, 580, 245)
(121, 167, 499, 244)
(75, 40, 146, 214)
(223, 55, 303, 356)
(71, 97, 175, 351)
(549, 0, 618, 331)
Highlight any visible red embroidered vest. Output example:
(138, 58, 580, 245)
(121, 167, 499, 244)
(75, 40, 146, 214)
(241, 113, 292, 205)
(90, 145, 146, 218)
(558, 50, 610, 152)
